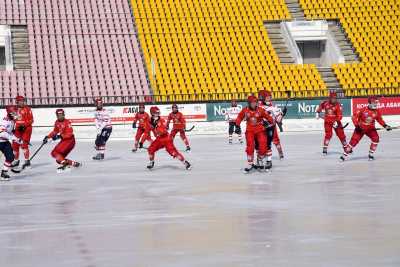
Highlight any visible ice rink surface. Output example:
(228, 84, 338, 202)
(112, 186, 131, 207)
(1, 131, 400, 267)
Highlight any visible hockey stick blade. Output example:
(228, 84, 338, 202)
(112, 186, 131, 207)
(377, 126, 400, 131)
(334, 122, 349, 130)
(185, 125, 195, 132)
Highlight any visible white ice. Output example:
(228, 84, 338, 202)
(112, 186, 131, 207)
(1, 131, 400, 267)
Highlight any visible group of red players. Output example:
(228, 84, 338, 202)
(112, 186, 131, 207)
(316, 92, 393, 161)
(0, 92, 395, 179)
(131, 103, 192, 170)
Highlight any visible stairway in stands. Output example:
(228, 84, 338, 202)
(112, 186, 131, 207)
(285, 0, 305, 20)
(328, 21, 360, 63)
(10, 25, 31, 70)
(264, 22, 296, 64)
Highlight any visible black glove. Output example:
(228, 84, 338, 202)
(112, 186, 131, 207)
(384, 125, 393, 131)
(132, 122, 137, 129)
(42, 136, 48, 144)
(355, 126, 364, 133)
(52, 135, 61, 141)
(282, 107, 288, 116)
(18, 125, 26, 132)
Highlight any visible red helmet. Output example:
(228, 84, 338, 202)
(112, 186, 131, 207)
(6, 105, 18, 119)
(150, 106, 160, 115)
(329, 92, 337, 99)
(94, 97, 103, 104)
(56, 108, 65, 115)
(368, 96, 379, 109)
(248, 95, 258, 103)
(258, 90, 272, 100)
(16, 95, 25, 102)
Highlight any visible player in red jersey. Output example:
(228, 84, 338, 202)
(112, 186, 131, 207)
(167, 104, 191, 152)
(236, 95, 274, 173)
(316, 92, 347, 155)
(43, 109, 81, 170)
(12, 96, 34, 168)
(132, 104, 152, 152)
(146, 106, 191, 170)
(340, 96, 392, 161)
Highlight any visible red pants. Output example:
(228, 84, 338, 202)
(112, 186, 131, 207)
(246, 130, 267, 163)
(51, 137, 76, 164)
(348, 128, 379, 154)
(148, 135, 184, 161)
(272, 127, 280, 145)
(324, 121, 347, 148)
(135, 127, 152, 144)
(170, 129, 189, 146)
(13, 127, 33, 160)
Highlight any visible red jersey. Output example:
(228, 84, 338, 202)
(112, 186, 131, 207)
(317, 101, 343, 123)
(167, 112, 186, 130)
(147, 117, 169, 137)
(47, 119, 74, 140)
(15, 106, 34, 129)
(133, 112, 151, 129)
(352, 107, 386, 131)
(236, 107, 273, 133)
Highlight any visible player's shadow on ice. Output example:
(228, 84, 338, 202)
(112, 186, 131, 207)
(155, 165, 183, 171)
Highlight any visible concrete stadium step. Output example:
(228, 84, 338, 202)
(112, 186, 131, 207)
(264, 22, 296, 64)
(10, 25, 31, 70)
(328, 21, 360, 63)
(317, 67, 343, 94)
(284, 0, 306, 20)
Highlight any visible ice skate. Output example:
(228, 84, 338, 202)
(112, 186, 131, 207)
(184, 160, 192, 170)
(243, 164, 256, 174)
(0, 170, 10, 181)
(22, 160, 31, 169)
(11, 160, 20, 168)
(147, 160, 155, 170)
(92, 153, 104, 160)
(368, 154, 375, 161)
(322, 147, 328, 156)
(186, 146, 191, 152)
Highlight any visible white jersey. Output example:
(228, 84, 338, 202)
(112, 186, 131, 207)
(0, 117, 16, 142)
(260, 103, 283, 124)
(225, 106, 241, 122)
(95, 109, 112, 131)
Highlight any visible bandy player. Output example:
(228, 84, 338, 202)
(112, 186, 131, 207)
(258, 90, 285, 160)
(146, 106, 191, 170)
(93, 98, 112, 160)
(0, 106, 20, 181)
(236, 96, 274, 173)
(316, 92, 347, 155)
(341, 96, 392, 161)
(225, 100, 243, 144)
(167, 104, 191, 152)
(43, 109, 81, 171)
(132, 104, 152, 152)
(12, 95, 34, 168)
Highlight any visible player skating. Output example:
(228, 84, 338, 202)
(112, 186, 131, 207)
(146, 106, 191, 170)
(93, 98, 112, 160)
(225, 100, 243, 144)
(42, 109, 81, 171)
(167, 104, 191, 152)
(236, 96, 274, 173)
(12, 96, 34, 169)
(316, 92, 348, 155)
(340, 96, 392, 161)
(258, 90, 285, 160)
(0, 106, 21, 181)
(132, 104, 152, 152)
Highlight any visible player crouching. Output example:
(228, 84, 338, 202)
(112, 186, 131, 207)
(146, 106, 191, 170)
(340, 96, 392, 161)
(0, 106, 21, 181)
(43, 109, 81, 171)
(93, 98, 112, 160)
(236, 96, 274, 173)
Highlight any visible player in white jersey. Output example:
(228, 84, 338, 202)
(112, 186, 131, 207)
(225, 100, 243, 144)
(0, 106, 20, 181)
(258, 90, 285, 161)
(93, 98, 113, 160)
